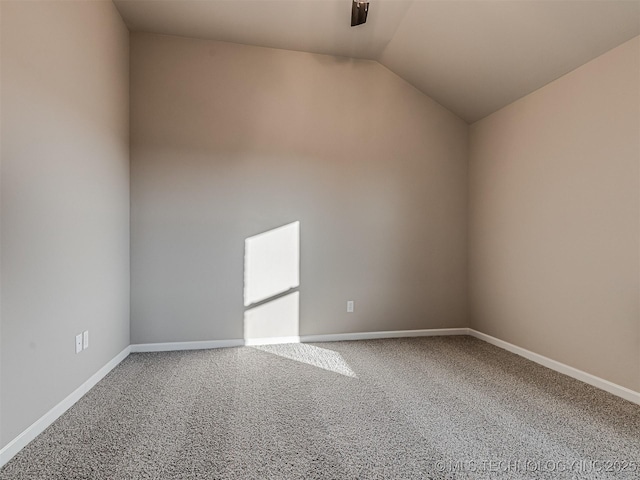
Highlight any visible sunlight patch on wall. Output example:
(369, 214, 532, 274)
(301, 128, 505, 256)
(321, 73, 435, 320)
(244, 221, 300, 307)
(243, 221, 300, 343)
(252, 343, 357, 378)
(244, 291, 299, 342)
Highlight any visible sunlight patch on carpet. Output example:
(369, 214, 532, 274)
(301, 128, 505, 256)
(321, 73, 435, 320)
(252, 343, 357, 378)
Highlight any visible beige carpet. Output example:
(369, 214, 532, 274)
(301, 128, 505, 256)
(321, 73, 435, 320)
(1, 336, 639, 479)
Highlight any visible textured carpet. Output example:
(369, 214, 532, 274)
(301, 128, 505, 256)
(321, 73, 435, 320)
(1, 336, 639, 479)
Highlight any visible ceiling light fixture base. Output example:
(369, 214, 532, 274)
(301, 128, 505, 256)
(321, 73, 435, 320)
(351, 0, 369, 27)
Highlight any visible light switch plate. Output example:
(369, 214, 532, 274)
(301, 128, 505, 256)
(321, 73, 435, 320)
(75, 334, 83, 354)
(83, 330, 89, 350)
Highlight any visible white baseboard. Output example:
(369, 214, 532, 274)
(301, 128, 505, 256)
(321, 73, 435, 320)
(0, 345, 131, 468)
(300, 328, 469, 343)
(130, 339, 243, 352)
(468, 329, 640, 406)
(244, 336, 302, 346)
(131, 328, 470, 352)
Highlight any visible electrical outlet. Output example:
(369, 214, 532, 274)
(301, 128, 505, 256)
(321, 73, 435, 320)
(83, 330, 89, 350)
(347, 300, 355, 313)
(75, 334, 83, 354)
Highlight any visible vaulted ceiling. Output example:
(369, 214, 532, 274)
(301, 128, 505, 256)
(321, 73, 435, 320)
(113, 0, 640, 123)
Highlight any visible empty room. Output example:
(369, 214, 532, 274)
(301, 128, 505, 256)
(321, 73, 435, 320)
(1, 0, 639, 478)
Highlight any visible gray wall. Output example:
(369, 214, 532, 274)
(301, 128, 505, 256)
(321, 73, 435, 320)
(130, 33, 469, 344)
(0, 1, 130, 447)
(469, 36, 640, 392)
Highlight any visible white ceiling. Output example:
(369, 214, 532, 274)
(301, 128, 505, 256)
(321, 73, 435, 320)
(113, 0, 640, 123)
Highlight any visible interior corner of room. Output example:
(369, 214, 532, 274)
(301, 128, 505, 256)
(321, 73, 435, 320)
(0, 0, 639, 475)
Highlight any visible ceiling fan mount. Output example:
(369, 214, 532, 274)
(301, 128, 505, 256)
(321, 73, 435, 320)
(351, 0, 369, 27)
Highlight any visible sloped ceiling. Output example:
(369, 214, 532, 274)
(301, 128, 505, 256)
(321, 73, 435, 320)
(113, 0, 640, 123)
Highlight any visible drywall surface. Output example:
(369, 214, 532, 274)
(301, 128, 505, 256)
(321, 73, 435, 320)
(0, 1, 130, 447)
(130, 33, 468, 344)
(469, 36, 640, 391)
